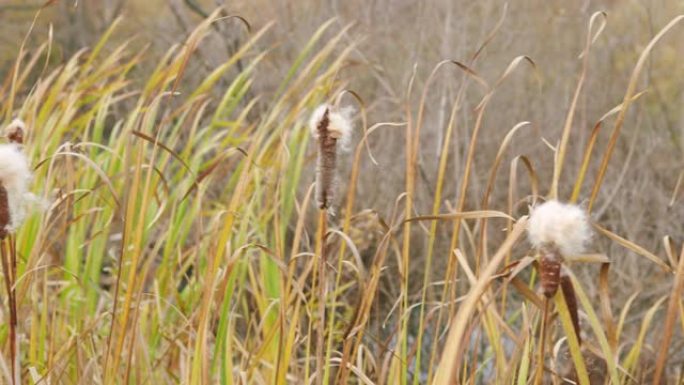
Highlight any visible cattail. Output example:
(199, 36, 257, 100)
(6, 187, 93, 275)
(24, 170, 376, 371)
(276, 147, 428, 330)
(309, 104, 353, 211)
(527, 200, 591, 298)
(0, 118, 34, 385)
(309, 103, 353, 385)
(0, 119, 36, 236)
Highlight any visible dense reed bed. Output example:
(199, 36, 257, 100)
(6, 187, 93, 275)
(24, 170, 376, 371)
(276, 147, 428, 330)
(0, 5, 683, 384)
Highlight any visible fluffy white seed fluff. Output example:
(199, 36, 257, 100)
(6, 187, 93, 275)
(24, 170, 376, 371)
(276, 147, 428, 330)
(327, 106, 354, 147)
(309, 104, 329, 137)
(527, 200, 591, 256)
(0, 143, 35, 232)
(308, 104, 354, 148)
(309, 104, 330, 138)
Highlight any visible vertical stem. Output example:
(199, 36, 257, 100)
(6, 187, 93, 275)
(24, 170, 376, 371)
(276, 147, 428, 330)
(534, 298, 549, 385)
(315, 209, 327, 385)
(651, 245, 684, 385)
(10, 237, 18, 385)
(2, 237, 19, 385)
(0, 180, 17, 385)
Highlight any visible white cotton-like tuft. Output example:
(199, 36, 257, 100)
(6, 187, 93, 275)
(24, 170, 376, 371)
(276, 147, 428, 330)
(309, 104, 330, 138)
(308, 104, 354, 148)
(0, 143, 34, 231)
(327, 106, 354, 148)
(527, 200, 591, 257)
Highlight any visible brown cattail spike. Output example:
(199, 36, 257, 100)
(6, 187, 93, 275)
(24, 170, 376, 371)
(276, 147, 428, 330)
(539, 243, 562, 298)
(560, 272, 581, 344)
(315, 108, 336, 210)
(0, 183, 9, 240)
(309, 104, 353, 211)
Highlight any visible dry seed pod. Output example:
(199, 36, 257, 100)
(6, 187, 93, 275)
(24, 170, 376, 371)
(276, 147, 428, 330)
(309, 104, 353, 211)
(314, 107, 335, 209)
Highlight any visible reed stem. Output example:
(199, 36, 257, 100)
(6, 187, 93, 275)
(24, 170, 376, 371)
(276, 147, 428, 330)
(315, 208, 328, 385)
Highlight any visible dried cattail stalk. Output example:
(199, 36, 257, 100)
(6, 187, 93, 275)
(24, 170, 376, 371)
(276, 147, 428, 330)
(309, 104, 353, 211)
(530, 201, 590, 384)
(528, 200, 591, 297)
(309, 103, 353, 385)
(0, 119, 27, 385)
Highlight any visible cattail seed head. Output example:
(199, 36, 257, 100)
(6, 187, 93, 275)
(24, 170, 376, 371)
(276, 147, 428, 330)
(309, 104, 353, 210)
(527, 200, 591, 257)
(528, 200, 591, 298)
(0, 120, 37, 234)
(309, 104, 354, 147)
